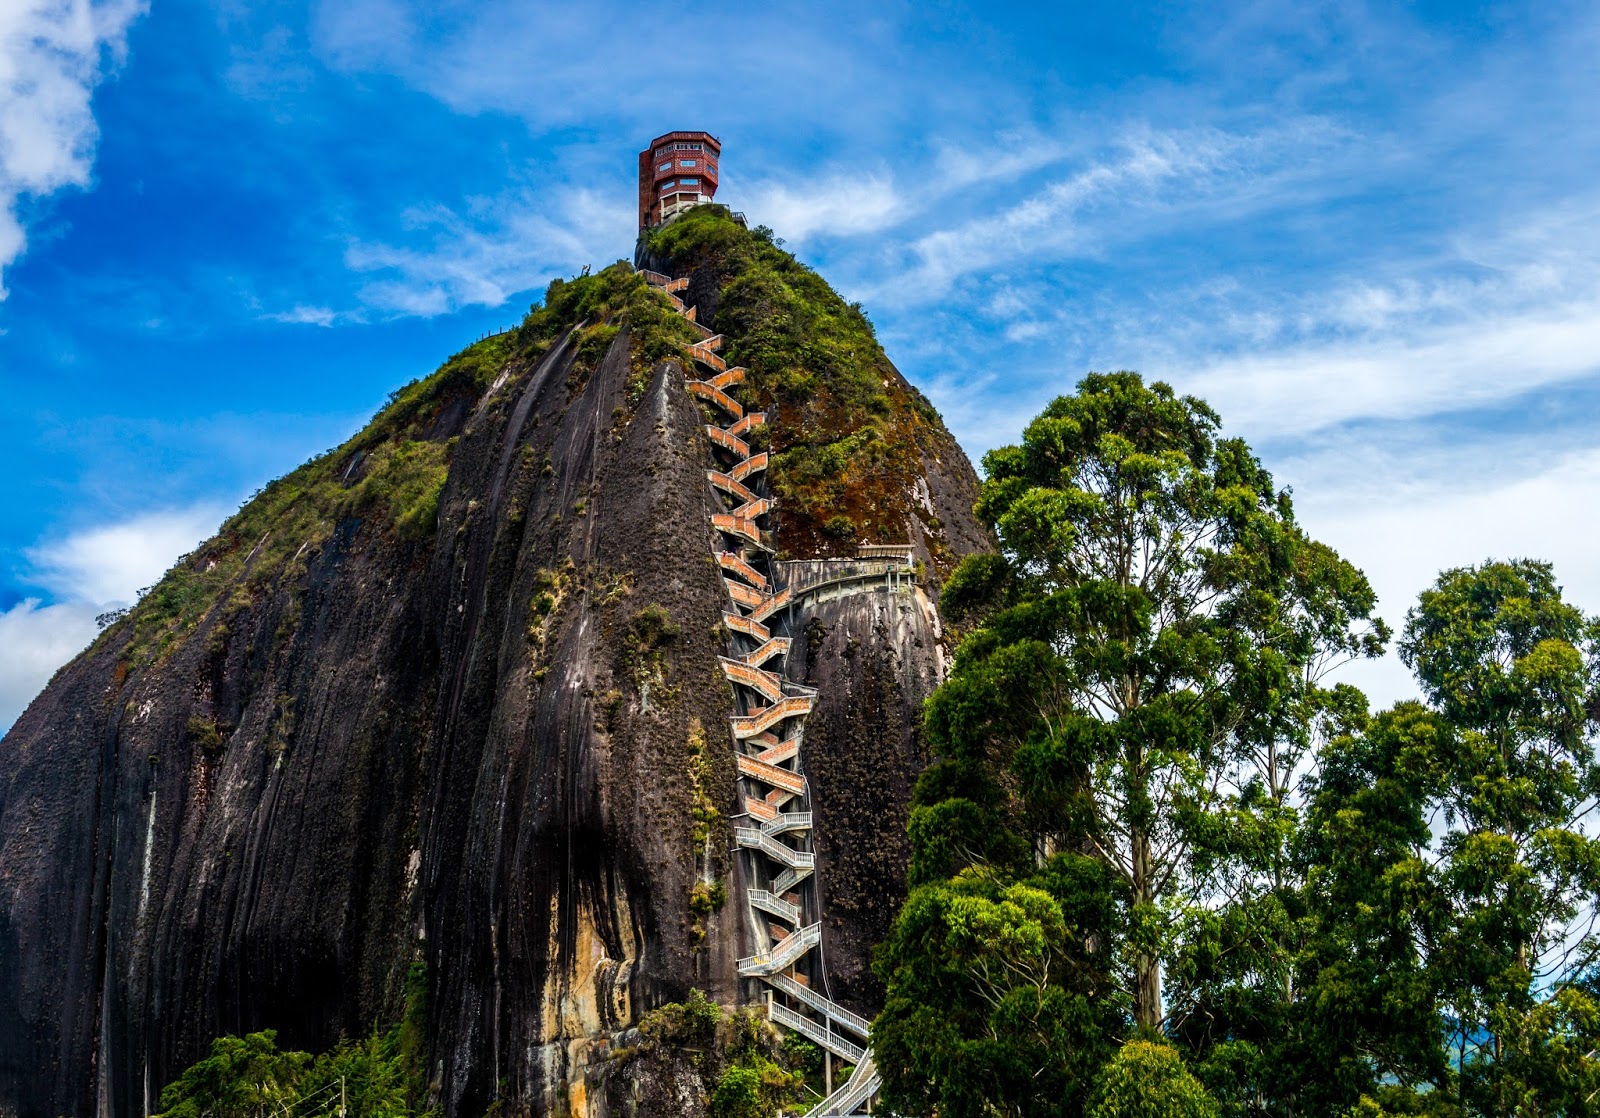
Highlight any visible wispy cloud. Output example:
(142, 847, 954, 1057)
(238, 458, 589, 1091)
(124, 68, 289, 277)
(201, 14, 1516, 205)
(0, 0, 146, 296)
(744, 172, 906, 242)
(27, 505, 222, 604)
(1170, 203, 1600, 438)
(346, 187, 632, 316)
(872, 122, 1345, 304)
(261, 304, 364, 327)
(1304, 444, 1600, 710)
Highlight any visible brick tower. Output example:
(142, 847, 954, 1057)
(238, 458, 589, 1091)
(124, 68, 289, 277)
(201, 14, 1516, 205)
(638, 131, 721, 228)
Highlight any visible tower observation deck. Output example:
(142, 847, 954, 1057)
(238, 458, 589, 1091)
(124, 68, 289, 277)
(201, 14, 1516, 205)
(638, 130, 721, 228)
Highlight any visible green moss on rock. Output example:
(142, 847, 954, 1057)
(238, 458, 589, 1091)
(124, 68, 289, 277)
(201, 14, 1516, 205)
(643, 206, 956, 556)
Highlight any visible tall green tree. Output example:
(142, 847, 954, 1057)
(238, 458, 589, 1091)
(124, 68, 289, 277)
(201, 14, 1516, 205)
(1286, 559, 1600, 1118)
(924, 372, 1383, 1027)
(1401, 560, 1600, 1116)
(877, 374, 1384, 1115)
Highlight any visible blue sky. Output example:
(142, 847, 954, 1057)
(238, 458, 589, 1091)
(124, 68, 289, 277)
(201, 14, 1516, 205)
(3, 0, 1600, 726)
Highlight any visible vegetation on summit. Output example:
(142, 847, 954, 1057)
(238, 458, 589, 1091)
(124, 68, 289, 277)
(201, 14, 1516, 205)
(643, 205, 960, 558)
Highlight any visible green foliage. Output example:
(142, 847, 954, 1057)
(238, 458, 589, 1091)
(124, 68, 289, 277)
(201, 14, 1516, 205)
(156, 968, 433, 1118)
(1292, 560, 1600, 1117)
(873, 860, 1120, 1118)
(635, 990, 805, 1117)
(155, 1031, 309, 1118)
(638, 988, 724, 1051)
(154, 1027, 426, 1118)
(644, 205, 953, 552)
(624, 603, 681, 693)
(1087, 1040, 1219, 1118)
(916, 372, 1387, 1033)
(186, 714, 224, 754)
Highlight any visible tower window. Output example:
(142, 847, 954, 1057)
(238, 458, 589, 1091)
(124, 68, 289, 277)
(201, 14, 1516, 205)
(657, 161, 672, 174)
(678, 176, 699, 185)
(679, 159, 696, 168)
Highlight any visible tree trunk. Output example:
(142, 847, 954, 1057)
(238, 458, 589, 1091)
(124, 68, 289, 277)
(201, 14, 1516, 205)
(1135, 953, 1162, 1031)
(1131, 818, 1162, 1029)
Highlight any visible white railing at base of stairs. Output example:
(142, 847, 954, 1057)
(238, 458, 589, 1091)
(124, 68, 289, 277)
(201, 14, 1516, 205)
(806, 1057, 880, 1117)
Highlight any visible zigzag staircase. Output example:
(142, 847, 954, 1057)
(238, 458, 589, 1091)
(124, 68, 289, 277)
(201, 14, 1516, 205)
(638, 265, 912, 1115)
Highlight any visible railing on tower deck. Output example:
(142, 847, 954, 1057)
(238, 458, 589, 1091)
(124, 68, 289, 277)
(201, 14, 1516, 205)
(687, 381, 742, 417)
(736, 751, 807, 793)
(770, 560, 918, 606)
(729, 452, 770, 481)
(706, 425, 750, 458)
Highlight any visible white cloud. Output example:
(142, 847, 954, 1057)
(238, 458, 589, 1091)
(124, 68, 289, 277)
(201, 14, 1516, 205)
(0, 506, 220, 730)
(0, 0, 146, 296)
(1303, 446, 1600, 712)
(1183, 295, 1600, 440)
(346, 187, 632, 316)
(26, 506, 221, 604)
(1169, 205, 1600, 438)
(0, 598, 100, 729)
(745, 173, 906, 242)
(262, 304, 361, 327)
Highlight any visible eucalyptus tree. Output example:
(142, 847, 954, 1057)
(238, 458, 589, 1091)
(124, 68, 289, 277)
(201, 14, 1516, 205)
(1400, 560, 1600, 1116)
(884, 372, 1385, 1067)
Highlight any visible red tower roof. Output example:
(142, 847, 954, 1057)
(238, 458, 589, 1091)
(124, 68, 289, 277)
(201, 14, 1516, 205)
(638, 131, 721, 229)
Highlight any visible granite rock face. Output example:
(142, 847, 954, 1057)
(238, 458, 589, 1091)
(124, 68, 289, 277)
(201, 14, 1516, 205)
(0, 288, 985, 1118)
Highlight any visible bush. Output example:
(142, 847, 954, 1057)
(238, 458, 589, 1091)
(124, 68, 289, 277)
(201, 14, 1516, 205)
(1088, 1041, 1220, 1118)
